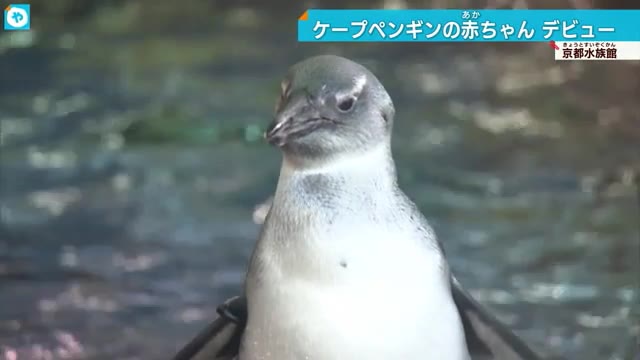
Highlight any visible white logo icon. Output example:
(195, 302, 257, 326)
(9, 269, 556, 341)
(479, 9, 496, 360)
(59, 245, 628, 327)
(6, 7, 29, 28)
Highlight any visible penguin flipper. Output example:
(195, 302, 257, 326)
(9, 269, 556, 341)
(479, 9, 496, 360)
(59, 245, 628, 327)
(171, 296, 246, 360)
(451, 278, 542, 360)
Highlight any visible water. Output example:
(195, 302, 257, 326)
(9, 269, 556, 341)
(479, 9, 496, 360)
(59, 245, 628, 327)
(1, 2, 638, 359)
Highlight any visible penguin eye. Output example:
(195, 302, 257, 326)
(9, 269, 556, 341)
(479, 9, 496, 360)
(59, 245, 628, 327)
(337, 96, 356, 112)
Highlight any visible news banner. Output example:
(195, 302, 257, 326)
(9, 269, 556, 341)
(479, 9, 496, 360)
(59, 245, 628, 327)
(297, 9, 640, 61)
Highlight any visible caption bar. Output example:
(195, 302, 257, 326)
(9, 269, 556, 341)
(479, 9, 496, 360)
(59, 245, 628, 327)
(298, 10, 640, 60)
(298, 10, 636, 42)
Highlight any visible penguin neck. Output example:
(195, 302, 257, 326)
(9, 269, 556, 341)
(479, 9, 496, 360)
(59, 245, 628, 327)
(277, 143, 397, 196)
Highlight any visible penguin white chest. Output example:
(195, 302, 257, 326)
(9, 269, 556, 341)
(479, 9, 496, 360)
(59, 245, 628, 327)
(241, 222, 470, 360)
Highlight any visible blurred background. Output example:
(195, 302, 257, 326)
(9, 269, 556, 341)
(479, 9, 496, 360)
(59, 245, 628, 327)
(1, 0, 639, 359)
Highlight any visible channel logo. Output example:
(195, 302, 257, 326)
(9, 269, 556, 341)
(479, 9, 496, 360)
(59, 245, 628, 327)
(4, 4, 30, 31)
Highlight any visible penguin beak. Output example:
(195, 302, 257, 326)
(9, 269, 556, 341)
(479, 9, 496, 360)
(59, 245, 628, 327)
(264, 94, 333, 147)
(264, 119, 291, 146)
